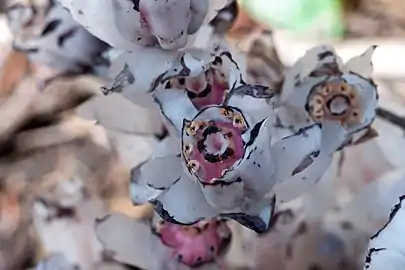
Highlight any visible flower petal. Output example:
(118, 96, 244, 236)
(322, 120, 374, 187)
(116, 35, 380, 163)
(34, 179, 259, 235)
(227, 94, 274, 128)
(163, 51, 207, 81)
(141, 156, 183, 190)
(149, 175, 221, 225)
(153, 88, 199, 135)
(224, 118, 274, 199)
(140, 0, 200, 50)
(130, 163, 160, 205)
(189, 0, 210, 34)
(271, 124, 322, 184)
(227, 83, 275, 100)
(102, 48, 179, 103)
(221, 51, 244, 92)
(200, 180, 244, 210)
(112, 0, 157, 47)
(130, 155, 182, 204)
(280, 44, 343, 103)
(345, 45, 377, 79)
(75, 94, 165, 136)
(274, 122, 346, 202)
(341, 73, 378, 136)
(364, 195, 405, 270)
(151, 136, 181, 158)
(221, 195, 276, 234)
(95, 213, 161, 269)
(364, 248, 404, 270)
(58, 0, 139, 50)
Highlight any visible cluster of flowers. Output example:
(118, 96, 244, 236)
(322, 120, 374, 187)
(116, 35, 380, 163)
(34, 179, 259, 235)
(8, 0, 392, 269)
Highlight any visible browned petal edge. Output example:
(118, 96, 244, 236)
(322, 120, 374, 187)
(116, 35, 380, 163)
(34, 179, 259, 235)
(352, 127, 378, 145)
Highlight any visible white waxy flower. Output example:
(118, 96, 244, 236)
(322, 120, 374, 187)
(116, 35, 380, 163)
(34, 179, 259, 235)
(95, 213, 232, 270)
(102, 45, 243, 105)
(130, 88, 344, 232)
(102, 43, 275, 130)
(6, 0, 108, 75)
(57, 0, 209, 50)
(363, 195, 405, 270)
(277, 44, 378, 146)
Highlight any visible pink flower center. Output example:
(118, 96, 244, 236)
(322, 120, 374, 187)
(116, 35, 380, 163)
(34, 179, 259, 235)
(186, 68, 228, 109)
(205, 132, 229, 154)
(186, 121, 245, 183)
(155, 219, 231, 267)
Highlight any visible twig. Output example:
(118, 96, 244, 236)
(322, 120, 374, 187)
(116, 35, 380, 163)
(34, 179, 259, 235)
(376, 107, 405, 131)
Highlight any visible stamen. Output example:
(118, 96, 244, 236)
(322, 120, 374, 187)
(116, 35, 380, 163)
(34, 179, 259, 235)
(187, 160, 200, 173)
(219, 108, 233, 119)
(183, 143, 193, 156)
(232, 113, 246, 130)
(186, 121, 201, 136)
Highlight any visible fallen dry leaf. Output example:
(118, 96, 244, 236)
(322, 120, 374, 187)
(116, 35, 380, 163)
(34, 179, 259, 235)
(0, 75, 39, 144)
(0, 50, 30, 99)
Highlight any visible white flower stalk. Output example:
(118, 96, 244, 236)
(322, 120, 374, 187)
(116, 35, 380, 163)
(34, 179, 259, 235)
(35, 253, 79, 270)
(130, 90, 344, 232)
(277, 44, 378, 146)
(6, 0, 108, 75)
(95, 213, 232, 270)
(363, 195, 405, 270)
(57, 0, 209, 50)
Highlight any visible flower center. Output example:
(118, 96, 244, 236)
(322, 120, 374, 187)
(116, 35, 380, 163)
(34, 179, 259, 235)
(154, 219, 231, 267)
(185, 74, 207, 94)
(204, 132, 230, 155)
(196, 124, 236, 164)
(308, 80, 361, 124)
(183, 110, 246, 184)
(327, 95, 350, 116)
